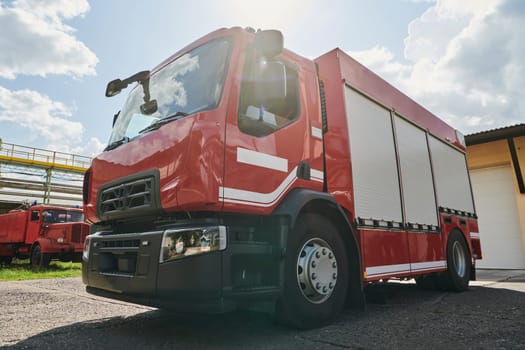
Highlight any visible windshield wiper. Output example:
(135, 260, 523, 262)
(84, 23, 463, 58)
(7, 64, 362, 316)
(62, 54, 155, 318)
(138, 111, 189, 134)
(104, 136, 130, 151)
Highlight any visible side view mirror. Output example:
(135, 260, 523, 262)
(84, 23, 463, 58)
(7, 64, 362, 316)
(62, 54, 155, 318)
(105, 70, 150, 97)
(253, 30, 283, 58)
(140, 99, 158, 115)
(106, 79, 124, 97)
(254, 61, 287, 102)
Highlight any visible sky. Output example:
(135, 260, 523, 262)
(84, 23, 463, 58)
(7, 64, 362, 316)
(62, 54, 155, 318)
(0, 0, 523, 157)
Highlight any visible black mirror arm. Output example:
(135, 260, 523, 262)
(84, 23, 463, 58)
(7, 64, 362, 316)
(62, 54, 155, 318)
(141, 78, 151, 103)
(121, 70, 150, 87)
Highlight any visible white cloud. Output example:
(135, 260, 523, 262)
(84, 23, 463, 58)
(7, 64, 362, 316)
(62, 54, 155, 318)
(0, 86, 83, 142)
(71, 136, 105, 157)
(0, 86, 106, 157)
(348, 0, 524, 134)
(350, 46, 412, 85)
(0, 0, 101, 158)
(0, 0, 98, 79)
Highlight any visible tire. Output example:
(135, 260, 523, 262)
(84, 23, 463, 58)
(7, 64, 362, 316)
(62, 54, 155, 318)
(31, 245, 51, 269)
(436, 230, 471, 291)
(276, 213, 349, 329)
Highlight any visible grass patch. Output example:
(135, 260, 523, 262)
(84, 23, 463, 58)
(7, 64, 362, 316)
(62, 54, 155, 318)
(0, 258, 82, 281)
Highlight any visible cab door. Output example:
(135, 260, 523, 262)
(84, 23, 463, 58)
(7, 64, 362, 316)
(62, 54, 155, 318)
(222, 50, 317, 214)
(24, 208, 42, 244)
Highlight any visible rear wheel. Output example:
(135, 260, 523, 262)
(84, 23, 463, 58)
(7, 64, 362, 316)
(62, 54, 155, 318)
(276, 213, 349, 329)
(31, 245, 51, 269)
(436, 230, 471, 291)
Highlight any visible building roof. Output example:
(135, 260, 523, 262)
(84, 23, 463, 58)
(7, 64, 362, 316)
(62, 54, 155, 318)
(465, 123, 525, 146)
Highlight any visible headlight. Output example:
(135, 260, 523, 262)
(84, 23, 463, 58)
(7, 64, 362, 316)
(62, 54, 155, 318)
(160, 226, 227, 263)
(82, 235, 91, 262)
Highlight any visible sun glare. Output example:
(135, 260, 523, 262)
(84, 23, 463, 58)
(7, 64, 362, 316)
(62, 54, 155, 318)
(225, 0, 307, 31)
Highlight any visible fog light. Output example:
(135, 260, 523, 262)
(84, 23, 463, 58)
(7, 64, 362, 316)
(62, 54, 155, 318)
(160, 226, 227, 263)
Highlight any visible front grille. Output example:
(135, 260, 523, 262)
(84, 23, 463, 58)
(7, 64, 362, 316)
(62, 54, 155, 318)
(71, 224, 82, 243)
(97, 240, 140, 249)
(71, 223, 90, 243)
(100, 177, 153, 213)
(96, 170, 163, 221)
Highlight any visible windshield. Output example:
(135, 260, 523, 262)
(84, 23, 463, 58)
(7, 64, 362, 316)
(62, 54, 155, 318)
(108, 37, 232, 145)
(42, 210, 84, 223)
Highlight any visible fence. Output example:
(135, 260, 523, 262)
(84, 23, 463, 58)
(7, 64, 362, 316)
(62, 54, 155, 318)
(0, 141, 91, 173)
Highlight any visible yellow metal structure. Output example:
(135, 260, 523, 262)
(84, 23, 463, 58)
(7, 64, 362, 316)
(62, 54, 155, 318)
(0, 141, 90, 173)
(0, 140, 91, 204)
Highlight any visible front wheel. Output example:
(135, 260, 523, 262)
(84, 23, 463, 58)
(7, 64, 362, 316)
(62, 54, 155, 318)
(31, 245, 51, 269)
(276, 213, 349, 329)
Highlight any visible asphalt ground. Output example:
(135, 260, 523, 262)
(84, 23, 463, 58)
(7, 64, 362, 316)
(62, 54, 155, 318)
(1, 269, 524, 349)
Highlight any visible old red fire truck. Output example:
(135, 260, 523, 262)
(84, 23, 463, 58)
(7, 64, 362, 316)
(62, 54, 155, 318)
(0, 203, 90, 267)
(82, 27, 482, 328)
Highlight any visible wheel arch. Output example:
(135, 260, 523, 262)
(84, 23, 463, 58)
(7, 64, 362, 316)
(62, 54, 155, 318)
(445, 227, 473, 258)
(273, 188, 365, 309)
(31, 238, 53, 254)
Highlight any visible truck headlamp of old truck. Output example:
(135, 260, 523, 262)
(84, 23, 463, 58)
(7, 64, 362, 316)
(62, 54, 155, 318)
(160, 226, 227, 263)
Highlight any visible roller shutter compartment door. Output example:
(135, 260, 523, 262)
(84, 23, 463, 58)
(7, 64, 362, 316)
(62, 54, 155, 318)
(471, 166, 525, 269)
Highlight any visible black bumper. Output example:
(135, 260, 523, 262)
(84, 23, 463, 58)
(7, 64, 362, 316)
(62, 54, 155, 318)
(82, 227, 281, 312)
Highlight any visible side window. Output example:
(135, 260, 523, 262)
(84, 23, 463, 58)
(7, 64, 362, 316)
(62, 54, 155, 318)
(30, 211, 39, 221)
(42, 211, 54, 223)
(238, 54, 299, 137)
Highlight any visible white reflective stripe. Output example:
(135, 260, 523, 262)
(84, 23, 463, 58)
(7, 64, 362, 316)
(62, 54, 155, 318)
(311, 169, 324, 183)
(220, 167, 298, 207)
(410, 260, 447, 272)
(311, 126, 322, 140)
(470, 232, 480, 239)
(237, 147, 288, 172)
(366, 263, 410, 278)
(366, 260, 447, 278)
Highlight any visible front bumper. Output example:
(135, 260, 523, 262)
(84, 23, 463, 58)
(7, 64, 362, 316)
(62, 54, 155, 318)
(82, 225, 281, 312)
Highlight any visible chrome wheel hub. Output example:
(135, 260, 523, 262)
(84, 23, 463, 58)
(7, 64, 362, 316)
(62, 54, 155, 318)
(296, 238, 338, 304)
(452, 241, 467, 278)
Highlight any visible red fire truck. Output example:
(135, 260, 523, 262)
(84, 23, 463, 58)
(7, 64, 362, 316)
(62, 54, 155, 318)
(0, 203, 90, 267)
(82, 27, 482, 328)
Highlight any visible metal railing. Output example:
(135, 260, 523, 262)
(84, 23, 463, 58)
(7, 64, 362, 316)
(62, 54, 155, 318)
(0, 141, 91, 172)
